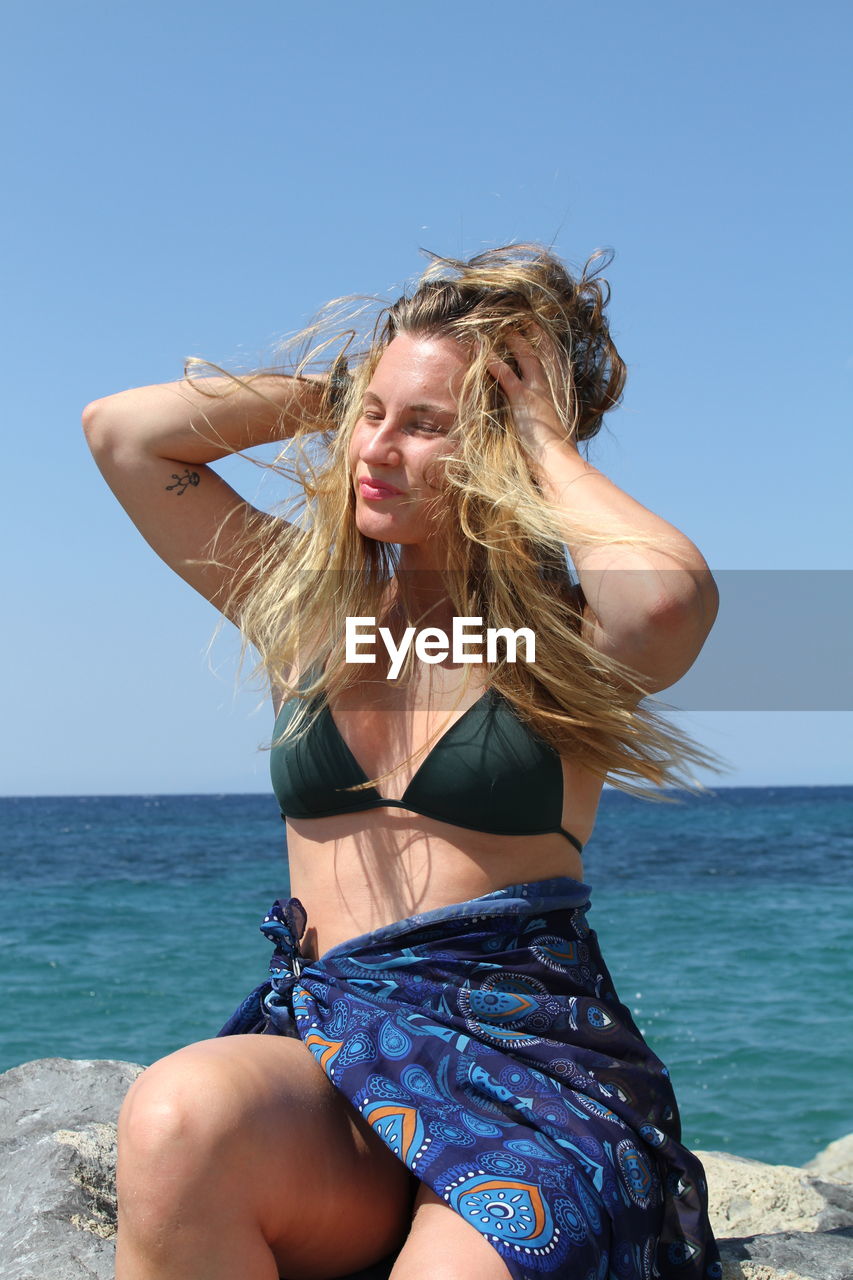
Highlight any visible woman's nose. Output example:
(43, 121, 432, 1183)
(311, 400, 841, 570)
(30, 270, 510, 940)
(360, 420, 402, 463)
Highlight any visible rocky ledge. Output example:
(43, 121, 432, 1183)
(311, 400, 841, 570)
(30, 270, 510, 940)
(1, 1058, 851, 1280)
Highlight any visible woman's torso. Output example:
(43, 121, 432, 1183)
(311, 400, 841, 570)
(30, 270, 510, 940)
(274, 652, 604, 964)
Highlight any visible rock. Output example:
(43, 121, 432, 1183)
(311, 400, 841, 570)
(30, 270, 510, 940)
(0, 1057, 144, 1280)
(719, 1265, 813, 1280)
(804, 1133, 853, 1187)
(697, 1149, 853, 1237)
(697, 1148, 853, 1280)
(718, 1228, 853, 1280)
(2, 1058, 852, 1280)
(720, 1266, 810, 1280)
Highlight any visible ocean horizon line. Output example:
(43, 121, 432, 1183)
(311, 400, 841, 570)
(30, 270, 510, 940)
(2, 782, 850, 801)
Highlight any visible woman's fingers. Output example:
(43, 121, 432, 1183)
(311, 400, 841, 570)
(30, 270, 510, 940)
(488, 331, 563, 453)
(487, 357, 521, 392)
(498, 331, 554, 391)
(489, 337, 537, 390)
(488, 330, 567, 454)
(503, 331, 541, 378)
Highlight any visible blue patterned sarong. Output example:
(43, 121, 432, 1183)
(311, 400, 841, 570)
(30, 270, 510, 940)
(219, 876, 720, 1280)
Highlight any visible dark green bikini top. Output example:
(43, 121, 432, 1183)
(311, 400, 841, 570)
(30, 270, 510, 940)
(270, 664, 584, 854)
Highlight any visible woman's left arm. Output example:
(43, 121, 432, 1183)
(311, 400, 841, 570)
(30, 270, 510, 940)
(490, 337, 719, 695)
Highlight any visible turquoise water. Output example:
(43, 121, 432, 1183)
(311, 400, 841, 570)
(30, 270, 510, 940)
(1, 787, 850, 1166)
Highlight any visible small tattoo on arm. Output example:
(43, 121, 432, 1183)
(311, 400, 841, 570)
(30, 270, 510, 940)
(165, 469, 200, 496)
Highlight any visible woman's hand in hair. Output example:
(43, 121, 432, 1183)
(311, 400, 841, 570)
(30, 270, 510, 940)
(487, 333, 575, 472)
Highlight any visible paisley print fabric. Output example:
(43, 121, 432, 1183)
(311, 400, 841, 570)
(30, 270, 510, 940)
(218, 876, 720, 1280)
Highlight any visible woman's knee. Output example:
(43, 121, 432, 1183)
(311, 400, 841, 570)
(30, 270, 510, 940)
(116, 1038, 279, 1205)
(115, 1034, 418, 1273)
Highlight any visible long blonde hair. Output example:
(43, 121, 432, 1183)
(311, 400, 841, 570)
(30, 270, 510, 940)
(194, 244, 725, 798)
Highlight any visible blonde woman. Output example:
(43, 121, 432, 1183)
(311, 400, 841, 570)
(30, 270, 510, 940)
(84, 246, 722, 1280)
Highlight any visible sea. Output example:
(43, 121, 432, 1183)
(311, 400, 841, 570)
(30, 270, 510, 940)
(1, 786, 850, 1168)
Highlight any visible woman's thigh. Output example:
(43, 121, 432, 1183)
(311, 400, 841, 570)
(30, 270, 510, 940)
(117, 1034, 419, 1278)
(390, 1183, 513, 1280)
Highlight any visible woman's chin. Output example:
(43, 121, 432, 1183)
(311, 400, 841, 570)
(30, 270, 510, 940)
(355, 514, 398, 542)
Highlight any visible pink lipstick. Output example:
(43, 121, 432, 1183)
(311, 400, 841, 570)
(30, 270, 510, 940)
(359, 478, 403, 500)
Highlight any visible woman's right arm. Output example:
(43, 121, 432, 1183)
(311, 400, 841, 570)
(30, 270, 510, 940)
(82, 374, 327, 620)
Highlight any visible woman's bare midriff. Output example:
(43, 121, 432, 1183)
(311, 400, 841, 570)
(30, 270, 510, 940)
(285, 795, 598, 963)
(277, 653, 605, 962)
(281, 768, 601, 962)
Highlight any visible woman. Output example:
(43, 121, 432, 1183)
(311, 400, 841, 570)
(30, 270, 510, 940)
(84, 245, 722, 1280)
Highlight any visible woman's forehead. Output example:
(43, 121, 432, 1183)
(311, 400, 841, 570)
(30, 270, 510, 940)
(369, 333, 469, 406)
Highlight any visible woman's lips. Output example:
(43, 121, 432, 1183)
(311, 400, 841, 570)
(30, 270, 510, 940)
(359, 478, 404, 499)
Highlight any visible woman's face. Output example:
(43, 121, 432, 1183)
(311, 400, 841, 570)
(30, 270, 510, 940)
(349, 332, 467, 552)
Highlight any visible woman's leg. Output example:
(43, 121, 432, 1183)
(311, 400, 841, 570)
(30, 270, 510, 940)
(115, 1035, 418, 1280)
(388, 1183, 513, 1280)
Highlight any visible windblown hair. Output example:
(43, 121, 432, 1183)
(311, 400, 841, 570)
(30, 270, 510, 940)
(190, 243, 724, 798)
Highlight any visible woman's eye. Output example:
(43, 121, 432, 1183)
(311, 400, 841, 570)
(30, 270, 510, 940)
(361, 412, 442, 434)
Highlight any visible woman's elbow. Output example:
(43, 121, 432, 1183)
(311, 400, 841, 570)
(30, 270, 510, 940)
(650, 567, 719, 643)
(689, 567, 720, 643)
(82, 395, 121, 454)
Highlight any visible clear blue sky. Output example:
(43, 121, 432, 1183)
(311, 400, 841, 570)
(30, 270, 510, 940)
(2, 0, 850, 795)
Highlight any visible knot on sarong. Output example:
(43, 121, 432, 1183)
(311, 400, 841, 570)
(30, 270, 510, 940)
(259, 897, 310, 1031)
